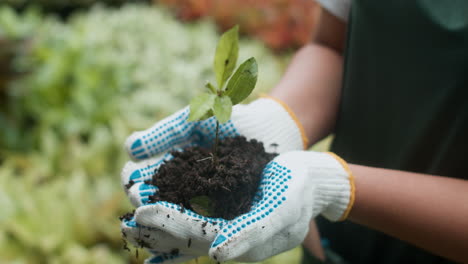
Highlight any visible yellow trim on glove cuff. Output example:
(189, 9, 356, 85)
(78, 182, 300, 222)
(260, 95, 309, 149)
(326, 152, 356, 221)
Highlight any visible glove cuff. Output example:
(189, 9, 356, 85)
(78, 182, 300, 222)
(231, 97, 308, 152)
(325, 152, 355, 221)
(308, 152, 355, 221)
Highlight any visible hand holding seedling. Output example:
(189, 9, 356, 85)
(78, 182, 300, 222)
(207, 151, 354, 261)
(120, 26, 309, 263)
(121, 151, 354, 263)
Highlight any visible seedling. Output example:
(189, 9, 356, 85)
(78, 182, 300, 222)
(188, 25, 258, 164)
(185, 25, 259, 216)
(120, 27, 270, 257)
(144, 26, 270, 220)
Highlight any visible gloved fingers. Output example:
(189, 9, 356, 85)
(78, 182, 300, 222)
(135, 202, 227, 247)
(121, 153, 173, 193)
(232, 217, 310, 262)
(208, 214, 307, 262)
(125, 107, 194, 161)
(207, 213, 277, 261)
(230, 99, 305, 153)
(121, 216, 204, 256)
(121, 216, 178, 251)
(207, 161, 301, 261)
(144, 252, 196, 264)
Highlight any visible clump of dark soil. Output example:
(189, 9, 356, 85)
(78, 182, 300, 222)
(119, 211, 135, 222)
(149, 136, 276, 220)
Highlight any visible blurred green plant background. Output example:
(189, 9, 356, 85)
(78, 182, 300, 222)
(0, 1, 320, 263)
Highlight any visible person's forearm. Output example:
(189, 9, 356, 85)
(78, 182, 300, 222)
(303, 220, 326, 261)
(270, 43, 343, 146)
(348, 164, 468, 262)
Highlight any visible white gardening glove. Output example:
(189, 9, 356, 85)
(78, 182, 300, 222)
(121, 183, 227, 263)
(122, 151, 355, 263)
(206, 151, 355, 262)
(120, 97, 308, 263)
(125, 97, 307, 162)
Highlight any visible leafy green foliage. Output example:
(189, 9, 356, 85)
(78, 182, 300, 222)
(0, 7, 38, 93)
(214, 25, 239, 89)
(0, 4, 283, 264)
(225, 57, 258, 105)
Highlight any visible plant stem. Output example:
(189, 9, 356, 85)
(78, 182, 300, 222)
(213, 120, 220, 165)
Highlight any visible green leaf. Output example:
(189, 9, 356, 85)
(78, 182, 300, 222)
(213, 96, 232, 124)
(189, 196, 214, 217)
(225, 57, 258, 105)
(199, 109, 214, 120)
(188, 93, 216, 121)
(214, 25, 239, 89)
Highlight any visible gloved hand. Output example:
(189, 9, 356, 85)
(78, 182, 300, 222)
(206, 151, 355, 262)
(125, 97, 307, 162)
(121, 180, 226, 263)
(120, 97, 308, 263)
(122, 151, 355, 263)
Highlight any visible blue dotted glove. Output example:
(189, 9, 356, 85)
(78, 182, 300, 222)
(124, 98, 306, 162)
(121, 187, 227, 262)
(121, 98, 308, 263)
(120, 149, 226, 263)
(206, 151, 355, 262)
(122, 152, 354, 263)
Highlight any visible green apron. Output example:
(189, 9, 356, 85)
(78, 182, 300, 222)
(314, 0, 468, 263)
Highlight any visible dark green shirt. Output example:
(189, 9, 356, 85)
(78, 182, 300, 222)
(316, 1, 468, 263)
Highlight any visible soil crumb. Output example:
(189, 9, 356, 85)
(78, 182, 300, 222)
(119, 211, 135, 221)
